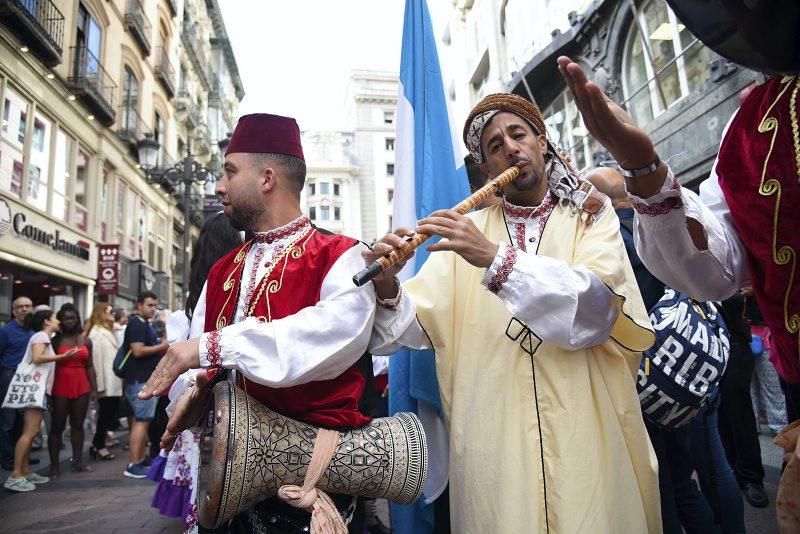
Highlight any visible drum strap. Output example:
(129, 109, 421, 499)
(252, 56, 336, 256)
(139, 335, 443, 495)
(277, 428, 346, 534)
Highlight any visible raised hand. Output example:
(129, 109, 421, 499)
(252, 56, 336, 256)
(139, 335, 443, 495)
(557, 56, 659, 169)
(160, 372, 210, 452)
(418, 210, 499, 268)
(557, 56, 668, 198)
(138, 337, 201, 399)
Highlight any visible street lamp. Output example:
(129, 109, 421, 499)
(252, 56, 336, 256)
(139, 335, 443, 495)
(137, 133, 215, 299)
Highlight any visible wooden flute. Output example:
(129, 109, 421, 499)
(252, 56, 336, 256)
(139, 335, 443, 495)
(352, 163, 523, 287)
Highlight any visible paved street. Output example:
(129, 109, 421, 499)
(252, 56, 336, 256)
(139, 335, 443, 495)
(0, 427, 785, 532)
(0, 431, 181, 533)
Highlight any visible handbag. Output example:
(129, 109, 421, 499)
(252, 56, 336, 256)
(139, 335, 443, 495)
(112, 343, 132, 379)
(113, 314, 148, 378)
(638, 288, 730, 431)
(1, 345, 52, 410)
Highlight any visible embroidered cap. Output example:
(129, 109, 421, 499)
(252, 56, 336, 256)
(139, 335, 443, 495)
(463, 93, 547, 164)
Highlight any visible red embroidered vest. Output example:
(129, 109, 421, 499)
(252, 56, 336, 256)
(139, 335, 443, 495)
(204, 228, 372, 428)
(717, 75, 800, 382)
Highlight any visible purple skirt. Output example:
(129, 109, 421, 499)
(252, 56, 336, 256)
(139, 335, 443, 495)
(146, 454, 167, 482)
(151, 478, 192, 518)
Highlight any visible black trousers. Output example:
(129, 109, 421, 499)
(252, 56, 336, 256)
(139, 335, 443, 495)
(92, 396, 119, 449)
(148, 395, 170, 458)
(717, 341, 764, 486)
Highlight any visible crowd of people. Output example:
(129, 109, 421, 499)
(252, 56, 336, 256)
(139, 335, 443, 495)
(0, 295, 174, 491)
(1, 4, 798, 533)
(1, 89, 796, 533)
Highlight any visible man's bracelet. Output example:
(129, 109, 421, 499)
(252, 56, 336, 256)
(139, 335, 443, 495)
(618, 155, 661, 178)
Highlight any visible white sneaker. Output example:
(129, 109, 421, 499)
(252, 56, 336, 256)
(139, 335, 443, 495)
(25, 472, 49, 484)
(4, 476, 36, 492)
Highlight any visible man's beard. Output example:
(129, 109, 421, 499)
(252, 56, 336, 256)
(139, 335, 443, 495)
(227, 201, 262, 232)
(509, 167, 542, 192)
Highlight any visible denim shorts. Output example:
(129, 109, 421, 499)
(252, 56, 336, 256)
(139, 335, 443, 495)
(124, 381, 157, 422)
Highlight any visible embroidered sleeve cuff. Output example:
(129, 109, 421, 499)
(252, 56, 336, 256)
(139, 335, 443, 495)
(198, 330, 222, 368)
(482, 242, 518, 294)
(628, 166, 684, 216)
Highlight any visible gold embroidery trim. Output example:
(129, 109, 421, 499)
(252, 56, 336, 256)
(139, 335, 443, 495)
(246, 227, 315, 319)
(217, 241, 254, 330)
(757, 75, 800, 340)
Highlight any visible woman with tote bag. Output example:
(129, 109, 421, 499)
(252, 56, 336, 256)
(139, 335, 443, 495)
(3, 309, 77, 492)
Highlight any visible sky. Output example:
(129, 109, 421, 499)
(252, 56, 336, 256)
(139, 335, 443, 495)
(219, 0, 406, 131)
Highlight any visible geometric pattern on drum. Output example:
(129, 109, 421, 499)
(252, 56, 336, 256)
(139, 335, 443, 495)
(199, 381, 427, 529)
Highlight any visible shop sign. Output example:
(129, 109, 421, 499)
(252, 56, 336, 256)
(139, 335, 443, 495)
(97, 244, 119, 295)
(12, 212, 90, 260)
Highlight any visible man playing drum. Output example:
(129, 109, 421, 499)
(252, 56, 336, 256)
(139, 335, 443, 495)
(139, 113, 378, 532)
(365, 93, 662, 533)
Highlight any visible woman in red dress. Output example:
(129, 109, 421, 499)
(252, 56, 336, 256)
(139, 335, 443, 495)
(49, 303, 97, 476)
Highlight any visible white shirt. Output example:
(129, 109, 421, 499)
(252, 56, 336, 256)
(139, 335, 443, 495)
(369, 200, 619, 354)
(190, 217, 377, 388)
(629, 114, 749, 301)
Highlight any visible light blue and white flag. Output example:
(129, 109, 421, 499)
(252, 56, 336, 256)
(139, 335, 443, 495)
(390, 0, 471, 532)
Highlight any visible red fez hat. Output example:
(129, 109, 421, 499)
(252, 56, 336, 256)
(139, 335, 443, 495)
(225, 113, 304, 160)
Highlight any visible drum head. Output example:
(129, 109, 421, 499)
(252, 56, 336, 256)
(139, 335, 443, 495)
(666, 0, 800, 74)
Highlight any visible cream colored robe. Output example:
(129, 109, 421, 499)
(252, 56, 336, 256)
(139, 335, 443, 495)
(88, 326, 122, 398)
(405, 202, 661, 533)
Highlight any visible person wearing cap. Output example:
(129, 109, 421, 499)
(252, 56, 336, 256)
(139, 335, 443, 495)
(138, 113, 377, 531)
(365, 93, 660, 533)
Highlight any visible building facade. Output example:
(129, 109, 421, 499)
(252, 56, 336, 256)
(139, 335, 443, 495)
(432, 0, 519, 125)
(437, 0, 761, 184)
(169, 0, 242, 307)
(344, 70, 397, 244)
(300, 130, 361, 238)
(0, 0, 241, 320)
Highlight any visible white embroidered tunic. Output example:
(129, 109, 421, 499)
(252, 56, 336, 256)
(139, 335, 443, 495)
(369, 198, 620, 354)
(629, 113, 749, 301)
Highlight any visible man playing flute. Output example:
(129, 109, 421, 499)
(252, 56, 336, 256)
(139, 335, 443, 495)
(366, 93, 661, 533)
(139, 113, 377, 532)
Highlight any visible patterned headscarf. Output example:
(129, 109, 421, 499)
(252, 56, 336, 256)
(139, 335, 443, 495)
(463, 93, 607, 220)
(463, 93, 547, 164)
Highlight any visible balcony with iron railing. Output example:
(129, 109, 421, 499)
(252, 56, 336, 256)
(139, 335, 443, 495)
(155, 46, 176, 98)
(181, 18, 209, 89)
(117, 103, 151, 146)
(68, 46, 116, 125)
(0, 0, 65, 66)
(124, 0, 151, 56)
